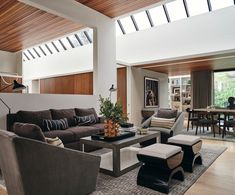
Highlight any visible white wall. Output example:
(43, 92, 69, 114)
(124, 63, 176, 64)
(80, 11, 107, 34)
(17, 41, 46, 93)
(21, 0, 117, 99)
(0, 50, 17, 74)
(23, 44, 93, 80)
(0, 93, 99, 129)
(117, 6, 235, 64)
(127, 67, 168, 126)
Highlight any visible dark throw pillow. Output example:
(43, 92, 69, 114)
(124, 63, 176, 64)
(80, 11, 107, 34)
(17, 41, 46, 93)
(75, 108, 99, 122)
(42, 118, 69, 131)
(73, 114, 97, 126)
(13, 122, 46, 142)
(156, 109, 178, 119)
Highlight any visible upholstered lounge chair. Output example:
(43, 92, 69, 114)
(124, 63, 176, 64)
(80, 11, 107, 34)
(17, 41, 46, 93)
(0, 130, 101, 195)
(141, 109, 184, 143)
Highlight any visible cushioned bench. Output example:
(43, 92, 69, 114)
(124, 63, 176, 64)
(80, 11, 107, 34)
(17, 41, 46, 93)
(137, 143, 184, 194)
(168, 135, 202, 172)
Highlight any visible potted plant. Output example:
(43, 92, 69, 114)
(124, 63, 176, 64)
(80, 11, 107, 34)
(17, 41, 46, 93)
(99, 95, 124, 137)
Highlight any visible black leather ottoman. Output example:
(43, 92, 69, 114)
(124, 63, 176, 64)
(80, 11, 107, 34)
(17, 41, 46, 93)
(168, 135, 202, 173)
(137, 143, 184, 194)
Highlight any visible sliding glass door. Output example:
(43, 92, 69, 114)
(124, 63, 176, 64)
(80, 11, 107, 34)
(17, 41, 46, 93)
(214, 70, 235, 107)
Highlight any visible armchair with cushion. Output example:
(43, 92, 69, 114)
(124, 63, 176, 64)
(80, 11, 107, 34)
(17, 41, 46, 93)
(0, 130, 101, 195)
(141, 109, 184, 143)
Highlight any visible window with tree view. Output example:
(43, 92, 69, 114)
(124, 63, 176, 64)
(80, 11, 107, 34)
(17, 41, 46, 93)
(214, 71, 235, 107)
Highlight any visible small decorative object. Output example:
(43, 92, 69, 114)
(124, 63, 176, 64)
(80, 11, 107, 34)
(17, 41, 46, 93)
(137, 128, 149, 135)
(144, 77, 159, 108)
(99, 95, 124, 137)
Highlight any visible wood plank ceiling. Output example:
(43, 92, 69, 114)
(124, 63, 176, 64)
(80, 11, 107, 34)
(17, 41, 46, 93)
(76, 0, 163, 18)
(134, 52, 235, 76)
(0, 0, 83, 52)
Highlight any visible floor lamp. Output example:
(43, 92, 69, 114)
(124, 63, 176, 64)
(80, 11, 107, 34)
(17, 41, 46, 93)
(0, 80, 26, 114)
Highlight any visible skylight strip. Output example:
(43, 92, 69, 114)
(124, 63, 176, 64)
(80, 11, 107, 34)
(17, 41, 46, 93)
(146, 10, 154, 27)
(33, 48, 41, 57)
(66, 37, 75, 48)
(59, 40, 67, 50)
(74, 34, 83, 46)
(84, 31, 92, 43)
(130, 15, 139, 31)
(207, 0, 212, 11)
(183, 0, 190, 17)
(45, 44, 53, 54)
(27, 49, 35, 59)
(51, 42, 60, 52)
(39, 45, 47, 56)
(163, 5, 171, 23)
(23, 52, 30, 60)
(117, 20, 126, 34)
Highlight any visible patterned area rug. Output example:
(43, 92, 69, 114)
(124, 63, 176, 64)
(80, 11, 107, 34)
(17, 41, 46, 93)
(92, 144, 226, 195)
(0, 144, 226, 195)
(178, 128, 235, 143)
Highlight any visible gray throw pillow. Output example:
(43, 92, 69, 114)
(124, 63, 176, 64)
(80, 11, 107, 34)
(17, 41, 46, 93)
(73, 114, 97, 126)
(156, 109, 178, 119)
(13, 122, 46, 142)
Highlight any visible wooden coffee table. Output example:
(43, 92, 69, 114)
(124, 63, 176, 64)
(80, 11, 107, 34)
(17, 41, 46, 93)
(80, 131, 161, 177)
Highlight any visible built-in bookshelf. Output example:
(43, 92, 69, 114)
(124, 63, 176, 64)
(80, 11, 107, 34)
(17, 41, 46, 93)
(169, 75, 191, 111)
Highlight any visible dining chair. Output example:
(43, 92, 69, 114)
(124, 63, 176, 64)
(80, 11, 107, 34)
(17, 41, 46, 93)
(195, 111, 218, 137)
(186, 108, 199, 131)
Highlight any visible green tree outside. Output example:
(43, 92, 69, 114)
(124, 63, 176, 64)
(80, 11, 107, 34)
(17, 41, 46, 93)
(214, 71, 235, 107)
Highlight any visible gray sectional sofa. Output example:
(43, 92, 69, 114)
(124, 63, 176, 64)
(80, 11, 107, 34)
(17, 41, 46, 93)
(7, 108, 104, 151)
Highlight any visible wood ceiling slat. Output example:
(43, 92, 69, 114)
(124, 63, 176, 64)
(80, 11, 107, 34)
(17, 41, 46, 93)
(76, 0, 163, 18)
(0, 0, 83, 52)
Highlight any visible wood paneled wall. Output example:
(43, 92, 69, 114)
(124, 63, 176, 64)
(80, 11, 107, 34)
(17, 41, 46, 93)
(117, 67, 127, 115)
(0, 76, 22, 93)
(40, 72, 93, 95)
(40, 68, 127, 115)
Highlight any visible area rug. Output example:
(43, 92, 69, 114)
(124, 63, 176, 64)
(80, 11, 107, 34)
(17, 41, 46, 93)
(92, 144, 226, 195)
(178, 128, 235, 143)
(0, 144, 227, 195)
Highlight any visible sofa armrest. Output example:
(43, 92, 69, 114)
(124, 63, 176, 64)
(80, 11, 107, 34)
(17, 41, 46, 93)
(14, 137, 101, 195)
(141, 114, 154, 128)
(171, 112, 184, 134)
(98, 116, 105, 123)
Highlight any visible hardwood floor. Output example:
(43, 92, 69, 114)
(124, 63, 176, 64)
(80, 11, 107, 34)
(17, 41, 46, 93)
(0, 139, 235, 195)
(185, 139, 235, 195)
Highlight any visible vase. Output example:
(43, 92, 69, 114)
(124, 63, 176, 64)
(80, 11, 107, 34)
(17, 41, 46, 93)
(104, 119, 120, 137)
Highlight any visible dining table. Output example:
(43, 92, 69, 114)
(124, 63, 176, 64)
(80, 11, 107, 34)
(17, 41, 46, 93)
(193, 108, 235, 138)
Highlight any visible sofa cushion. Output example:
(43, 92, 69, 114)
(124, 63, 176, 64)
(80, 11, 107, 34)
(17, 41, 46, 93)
(156, 109, 178, 119)
(50, 108, 76, 120)
(168, 135, 201, 146)
(90, 123, 105, 132)
(150, 117, 175, 129)
(74, 114, 97, 126)
(43, 130, 75, 144)
(75, 108, 99, 122)
(138, 143, 181, 159)
(67, 126, 101, 140)
(42, 118, 69, 131)
(13, 122, 46, 142)
(16, 110, 52, 128)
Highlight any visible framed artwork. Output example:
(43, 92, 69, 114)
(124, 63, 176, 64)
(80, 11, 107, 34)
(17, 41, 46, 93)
(144, 77, 159, 108)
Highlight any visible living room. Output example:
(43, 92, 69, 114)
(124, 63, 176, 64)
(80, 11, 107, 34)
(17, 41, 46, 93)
(0, 0, 235, 195)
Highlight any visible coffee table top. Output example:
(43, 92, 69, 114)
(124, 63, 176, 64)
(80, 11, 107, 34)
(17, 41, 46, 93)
(80, 131, 160, 149)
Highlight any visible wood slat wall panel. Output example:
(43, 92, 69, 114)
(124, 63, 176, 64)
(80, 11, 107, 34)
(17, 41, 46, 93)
(40, 72, 93, 95)
(0, 0, 83, 52)
(76, 0, 163, 18)
(117, 67, 127, 115)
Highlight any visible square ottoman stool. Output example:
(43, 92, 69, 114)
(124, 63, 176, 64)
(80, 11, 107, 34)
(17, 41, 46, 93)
(137, 143, 184, 194)
(168, 135, 202, 173)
